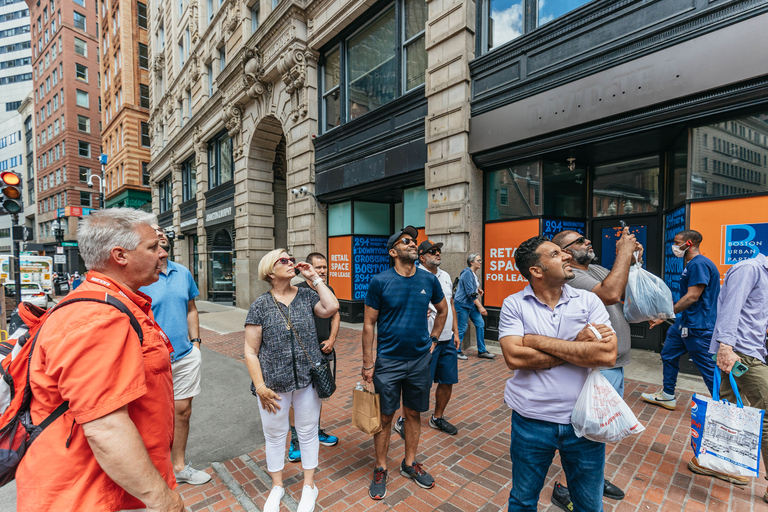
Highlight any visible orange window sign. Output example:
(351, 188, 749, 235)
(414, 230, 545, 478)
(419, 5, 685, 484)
(327, 236, 352, 300)
(483, 219, 539, 308)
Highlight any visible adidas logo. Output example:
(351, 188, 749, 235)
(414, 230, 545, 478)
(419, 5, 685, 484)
(420, 289, 427, 294)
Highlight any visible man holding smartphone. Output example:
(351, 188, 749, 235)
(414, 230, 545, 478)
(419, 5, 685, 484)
(702, 252, 768, 490)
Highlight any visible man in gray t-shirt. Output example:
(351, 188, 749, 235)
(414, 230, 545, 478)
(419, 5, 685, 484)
(550, 227, 642, 507)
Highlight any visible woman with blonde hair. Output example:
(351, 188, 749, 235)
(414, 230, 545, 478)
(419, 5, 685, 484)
(244, 248, 339, 512)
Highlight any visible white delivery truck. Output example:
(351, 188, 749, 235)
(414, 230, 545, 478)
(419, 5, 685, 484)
(0, 255, 54, 295)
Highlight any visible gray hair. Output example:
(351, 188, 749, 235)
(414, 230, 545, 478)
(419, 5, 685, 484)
(467, 253, 480, 266)
(78, 208, 158, 271)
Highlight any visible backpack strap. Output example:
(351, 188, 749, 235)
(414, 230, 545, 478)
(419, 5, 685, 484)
(24, 293, 145, 432)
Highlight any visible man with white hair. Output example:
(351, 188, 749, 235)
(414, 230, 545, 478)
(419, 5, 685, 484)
(16, 208, 186, 512)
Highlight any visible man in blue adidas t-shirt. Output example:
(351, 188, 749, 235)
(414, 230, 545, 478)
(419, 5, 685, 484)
(642, 229, 720, 410)
(362, 225, 448, 500)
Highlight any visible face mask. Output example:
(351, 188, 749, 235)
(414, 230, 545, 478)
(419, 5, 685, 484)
(671, 244, 688, 258)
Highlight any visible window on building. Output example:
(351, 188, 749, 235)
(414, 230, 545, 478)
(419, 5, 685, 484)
(250, 3, 259, 34)
(187, 89, 192, 119)
(80, 191, 91, 207)
(181, 157, 196, 201)
(76, 63, 87, 81)
(219, 46, 226, 71)
(137, 2, 147, 29)
(140, 83, 150, 108)
(159, 175, 172, 212)
(142, 161, 150, 186)
(76, 89, 88, 107)
(485, 162, 541, 220)
(74, 0, 84, 6)
(138, 43, 148, 69)
(592, 156, 660, 216)
(77, 114, 90, 132)
(79, 166, 90, 181)
(207, 63, 213, 96)
(207, 131, 232, 188)
(78, 140, 90, 157)
(73, 11, 86, 31)
(320, 0, 427, 132)
(141, 122, 150, 146)
(178, 42, 185, 66)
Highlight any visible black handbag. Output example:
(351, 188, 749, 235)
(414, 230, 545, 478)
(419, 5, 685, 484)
(271, 294, 337, 399)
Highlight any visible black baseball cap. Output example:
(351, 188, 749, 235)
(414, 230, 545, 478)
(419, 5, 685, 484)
(418, 240, 443, 255)
(386, 225, 419, 251)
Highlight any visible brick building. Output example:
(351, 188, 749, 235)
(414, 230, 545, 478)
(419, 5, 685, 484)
(26, 0, 103, 273)
(100, 0, 151, 210)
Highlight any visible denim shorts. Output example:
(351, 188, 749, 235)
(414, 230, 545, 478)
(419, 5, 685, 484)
(373, 350, 432, 416)
(430, 340, 459, 385)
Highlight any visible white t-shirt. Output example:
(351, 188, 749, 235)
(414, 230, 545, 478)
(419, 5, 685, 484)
(420, 265, 454, 341)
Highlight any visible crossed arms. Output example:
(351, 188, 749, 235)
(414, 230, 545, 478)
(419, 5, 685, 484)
(499, 324, 617, 371)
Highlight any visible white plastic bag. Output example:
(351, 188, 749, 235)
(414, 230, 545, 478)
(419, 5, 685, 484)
(623, 262, 675, 323)
(571, 370, 645, 443)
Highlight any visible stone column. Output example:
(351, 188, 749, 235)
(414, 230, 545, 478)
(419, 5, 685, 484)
(425, 0, 482, 348)
(194, 129, 209, 300)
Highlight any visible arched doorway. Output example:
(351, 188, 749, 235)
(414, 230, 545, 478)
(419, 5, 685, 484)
(207, 226, 235, 303)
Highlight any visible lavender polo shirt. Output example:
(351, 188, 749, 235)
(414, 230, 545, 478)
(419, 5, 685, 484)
(499, 284, 611, 425)
(709, 253, 768, 362)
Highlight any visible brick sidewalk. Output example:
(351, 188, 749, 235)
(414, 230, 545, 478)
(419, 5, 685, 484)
(178, 326, 768, 511)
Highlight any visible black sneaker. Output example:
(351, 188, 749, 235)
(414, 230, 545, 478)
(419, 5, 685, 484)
(551, 482, 573, 512)
(429, 416, 458, 435)
(394, 416, 405, 440)
(400, 459, 435, 489)
(369, 467, 388, 500)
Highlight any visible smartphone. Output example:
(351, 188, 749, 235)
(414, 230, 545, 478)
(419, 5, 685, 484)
(711, 354, 749, 377)
(619, 220, 627, 229)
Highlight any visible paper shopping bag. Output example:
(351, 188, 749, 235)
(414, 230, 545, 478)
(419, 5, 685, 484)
(352, 386, 382, 435)
(691, 370, 764, 478)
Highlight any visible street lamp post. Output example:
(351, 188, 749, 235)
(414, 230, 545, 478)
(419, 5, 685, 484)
(87, 174, 104, 210)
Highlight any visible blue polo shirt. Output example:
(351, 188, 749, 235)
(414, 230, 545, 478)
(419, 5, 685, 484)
(365, 267, 444, 360)
(141, 260, 200, 362)
(679, 254, 720, 332)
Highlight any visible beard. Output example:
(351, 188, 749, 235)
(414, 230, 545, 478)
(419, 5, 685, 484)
(571, 247, 596, 266)
(396, 247, 418, 263)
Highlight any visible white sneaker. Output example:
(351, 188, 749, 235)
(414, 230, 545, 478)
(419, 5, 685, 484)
(297, 484, 319, 512)
(640, 390, 677, 410)
(264, 485, 284, 512)
(174, 463, 212, 485)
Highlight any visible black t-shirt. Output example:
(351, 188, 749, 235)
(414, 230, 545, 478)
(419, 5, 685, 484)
(297, 281, 336, 343)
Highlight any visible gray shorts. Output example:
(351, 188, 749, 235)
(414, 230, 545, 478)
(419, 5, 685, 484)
(373, 350, 432, 416)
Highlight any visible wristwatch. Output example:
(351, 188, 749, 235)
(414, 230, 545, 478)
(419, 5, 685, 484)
(190, 338, 202, 345)
(429, 335, 438, 344)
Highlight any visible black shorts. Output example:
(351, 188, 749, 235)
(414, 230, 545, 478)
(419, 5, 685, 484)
(373, 350, 433, 416)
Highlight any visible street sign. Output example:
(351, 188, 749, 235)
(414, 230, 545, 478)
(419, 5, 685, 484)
(56, 246, 64, 254)
(61, 241, 78, 247)
(54, 255, 66, 264)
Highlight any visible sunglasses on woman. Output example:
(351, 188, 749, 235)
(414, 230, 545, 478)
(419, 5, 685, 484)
(277, 257, 296, 266)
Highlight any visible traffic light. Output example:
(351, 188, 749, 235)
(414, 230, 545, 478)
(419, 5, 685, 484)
(0, 171, 23, 214)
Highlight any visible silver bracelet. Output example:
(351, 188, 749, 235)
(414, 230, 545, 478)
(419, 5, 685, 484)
(362, 364, 374, 370)
(254, 382, 266, 393)
(312, 278, 324, 287)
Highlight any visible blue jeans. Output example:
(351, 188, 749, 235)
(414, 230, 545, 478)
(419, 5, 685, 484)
(456, 302, 487, 353)
(509, 412, 605, 512)
(599, 367, 625, 398)
(661, 324, 716, 396)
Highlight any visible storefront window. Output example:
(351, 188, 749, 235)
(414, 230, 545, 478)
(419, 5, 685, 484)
(669, 131, 688, 208)
(354, 202, 390, 235)
(348, 8, 397, 120)
(690, 113, 768, 200)
(593, 156, 659, 216)
(159, 175, 172, 213)
(208, 227, 234, 303)
(328, 201, 352, 236)
(403, 186, 427, 227)
(543, 161, 585, 218)
(485, 161, 541, 221)
(181, 157, 196, 201)
(322, 48, 341, 132)
(189, 235, 199, 287)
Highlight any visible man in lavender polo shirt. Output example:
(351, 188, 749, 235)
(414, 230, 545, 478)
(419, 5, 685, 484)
(699, 252, 768, 493)
(499, 236, 617, 512)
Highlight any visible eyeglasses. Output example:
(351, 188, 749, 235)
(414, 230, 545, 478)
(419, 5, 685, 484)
(426, 248, 441, 255)
(562, 236, 586, 250)
(399, 237, 417, 246)
(277, 257, 296, 266)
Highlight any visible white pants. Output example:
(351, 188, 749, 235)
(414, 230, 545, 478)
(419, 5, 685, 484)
(257, 384, 321, 472)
